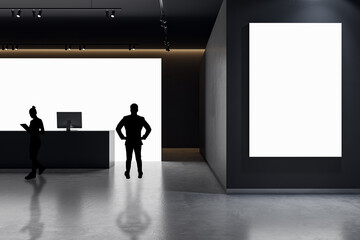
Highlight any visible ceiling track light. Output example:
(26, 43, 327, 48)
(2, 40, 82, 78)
(160, 17, 167, 29)
(7, 8, 121, 19)
(32, 9, 42, 18)
(16, 9, 21, 18)
(106, 9, 115, 18)
(128, 44, 136, 51)
(159, 0, 170, 53)
(37, 9, 42, 18)
(0, 44, 18, 51)
(164, 41, 170, 52)
(0, 43, 138, 51)
(160, 17, 170, 52)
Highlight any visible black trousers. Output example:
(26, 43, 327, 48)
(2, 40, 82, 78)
(125, 144, 142, 174)
(29, 140, 43, 174)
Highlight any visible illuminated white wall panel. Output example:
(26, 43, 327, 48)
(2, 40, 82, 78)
(0, 58, 161, 162)
(249, 23, 342, 157)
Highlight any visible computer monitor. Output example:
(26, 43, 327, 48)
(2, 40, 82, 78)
(57, 112, 82, 131)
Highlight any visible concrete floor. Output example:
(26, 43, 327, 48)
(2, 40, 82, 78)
(1, 160, 360, 240)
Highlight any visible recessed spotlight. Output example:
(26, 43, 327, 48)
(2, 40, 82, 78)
(37, 9, 42, 18)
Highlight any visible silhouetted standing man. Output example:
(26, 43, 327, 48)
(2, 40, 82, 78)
(116, 104, 151, 179)
(21, 106, 45, 180)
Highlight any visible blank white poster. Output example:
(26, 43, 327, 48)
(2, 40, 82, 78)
(249, 23, 342, 157)
(0, 58, 161, 162)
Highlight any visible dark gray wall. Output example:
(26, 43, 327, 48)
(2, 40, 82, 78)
(227, 0, 360, 189)
(161, 51, 203, 147)
(201, 0, 227, 188)
(0, 50, 203, 148)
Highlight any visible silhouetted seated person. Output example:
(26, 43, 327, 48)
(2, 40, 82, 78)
(116, 103, 151, 179)
(21, 106, 45, 180)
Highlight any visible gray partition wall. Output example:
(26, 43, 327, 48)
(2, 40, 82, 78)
(201, 0, 360, 192)
(201, 0, 227, 189)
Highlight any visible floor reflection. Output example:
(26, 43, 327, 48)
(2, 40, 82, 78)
(161, 161, 224, 194)
(117, 180, 151, 240)
(21, 176, 46, 240)
(1, 161, 359, 240)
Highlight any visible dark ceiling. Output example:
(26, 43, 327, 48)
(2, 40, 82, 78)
(0, 0, 223, 49)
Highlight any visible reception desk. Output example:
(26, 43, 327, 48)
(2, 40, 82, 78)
(0, 131, 114, 168)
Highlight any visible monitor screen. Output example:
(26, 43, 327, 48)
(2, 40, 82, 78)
(57, 112, 82, 129)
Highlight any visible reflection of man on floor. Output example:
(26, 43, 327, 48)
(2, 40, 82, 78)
(116, 103, 151, 179)
(117, 179, 151, 240)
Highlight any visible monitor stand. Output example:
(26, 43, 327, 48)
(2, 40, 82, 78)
(66, 120, 71, 132)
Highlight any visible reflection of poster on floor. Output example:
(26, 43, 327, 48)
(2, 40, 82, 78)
(249, 23, 342, 157)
